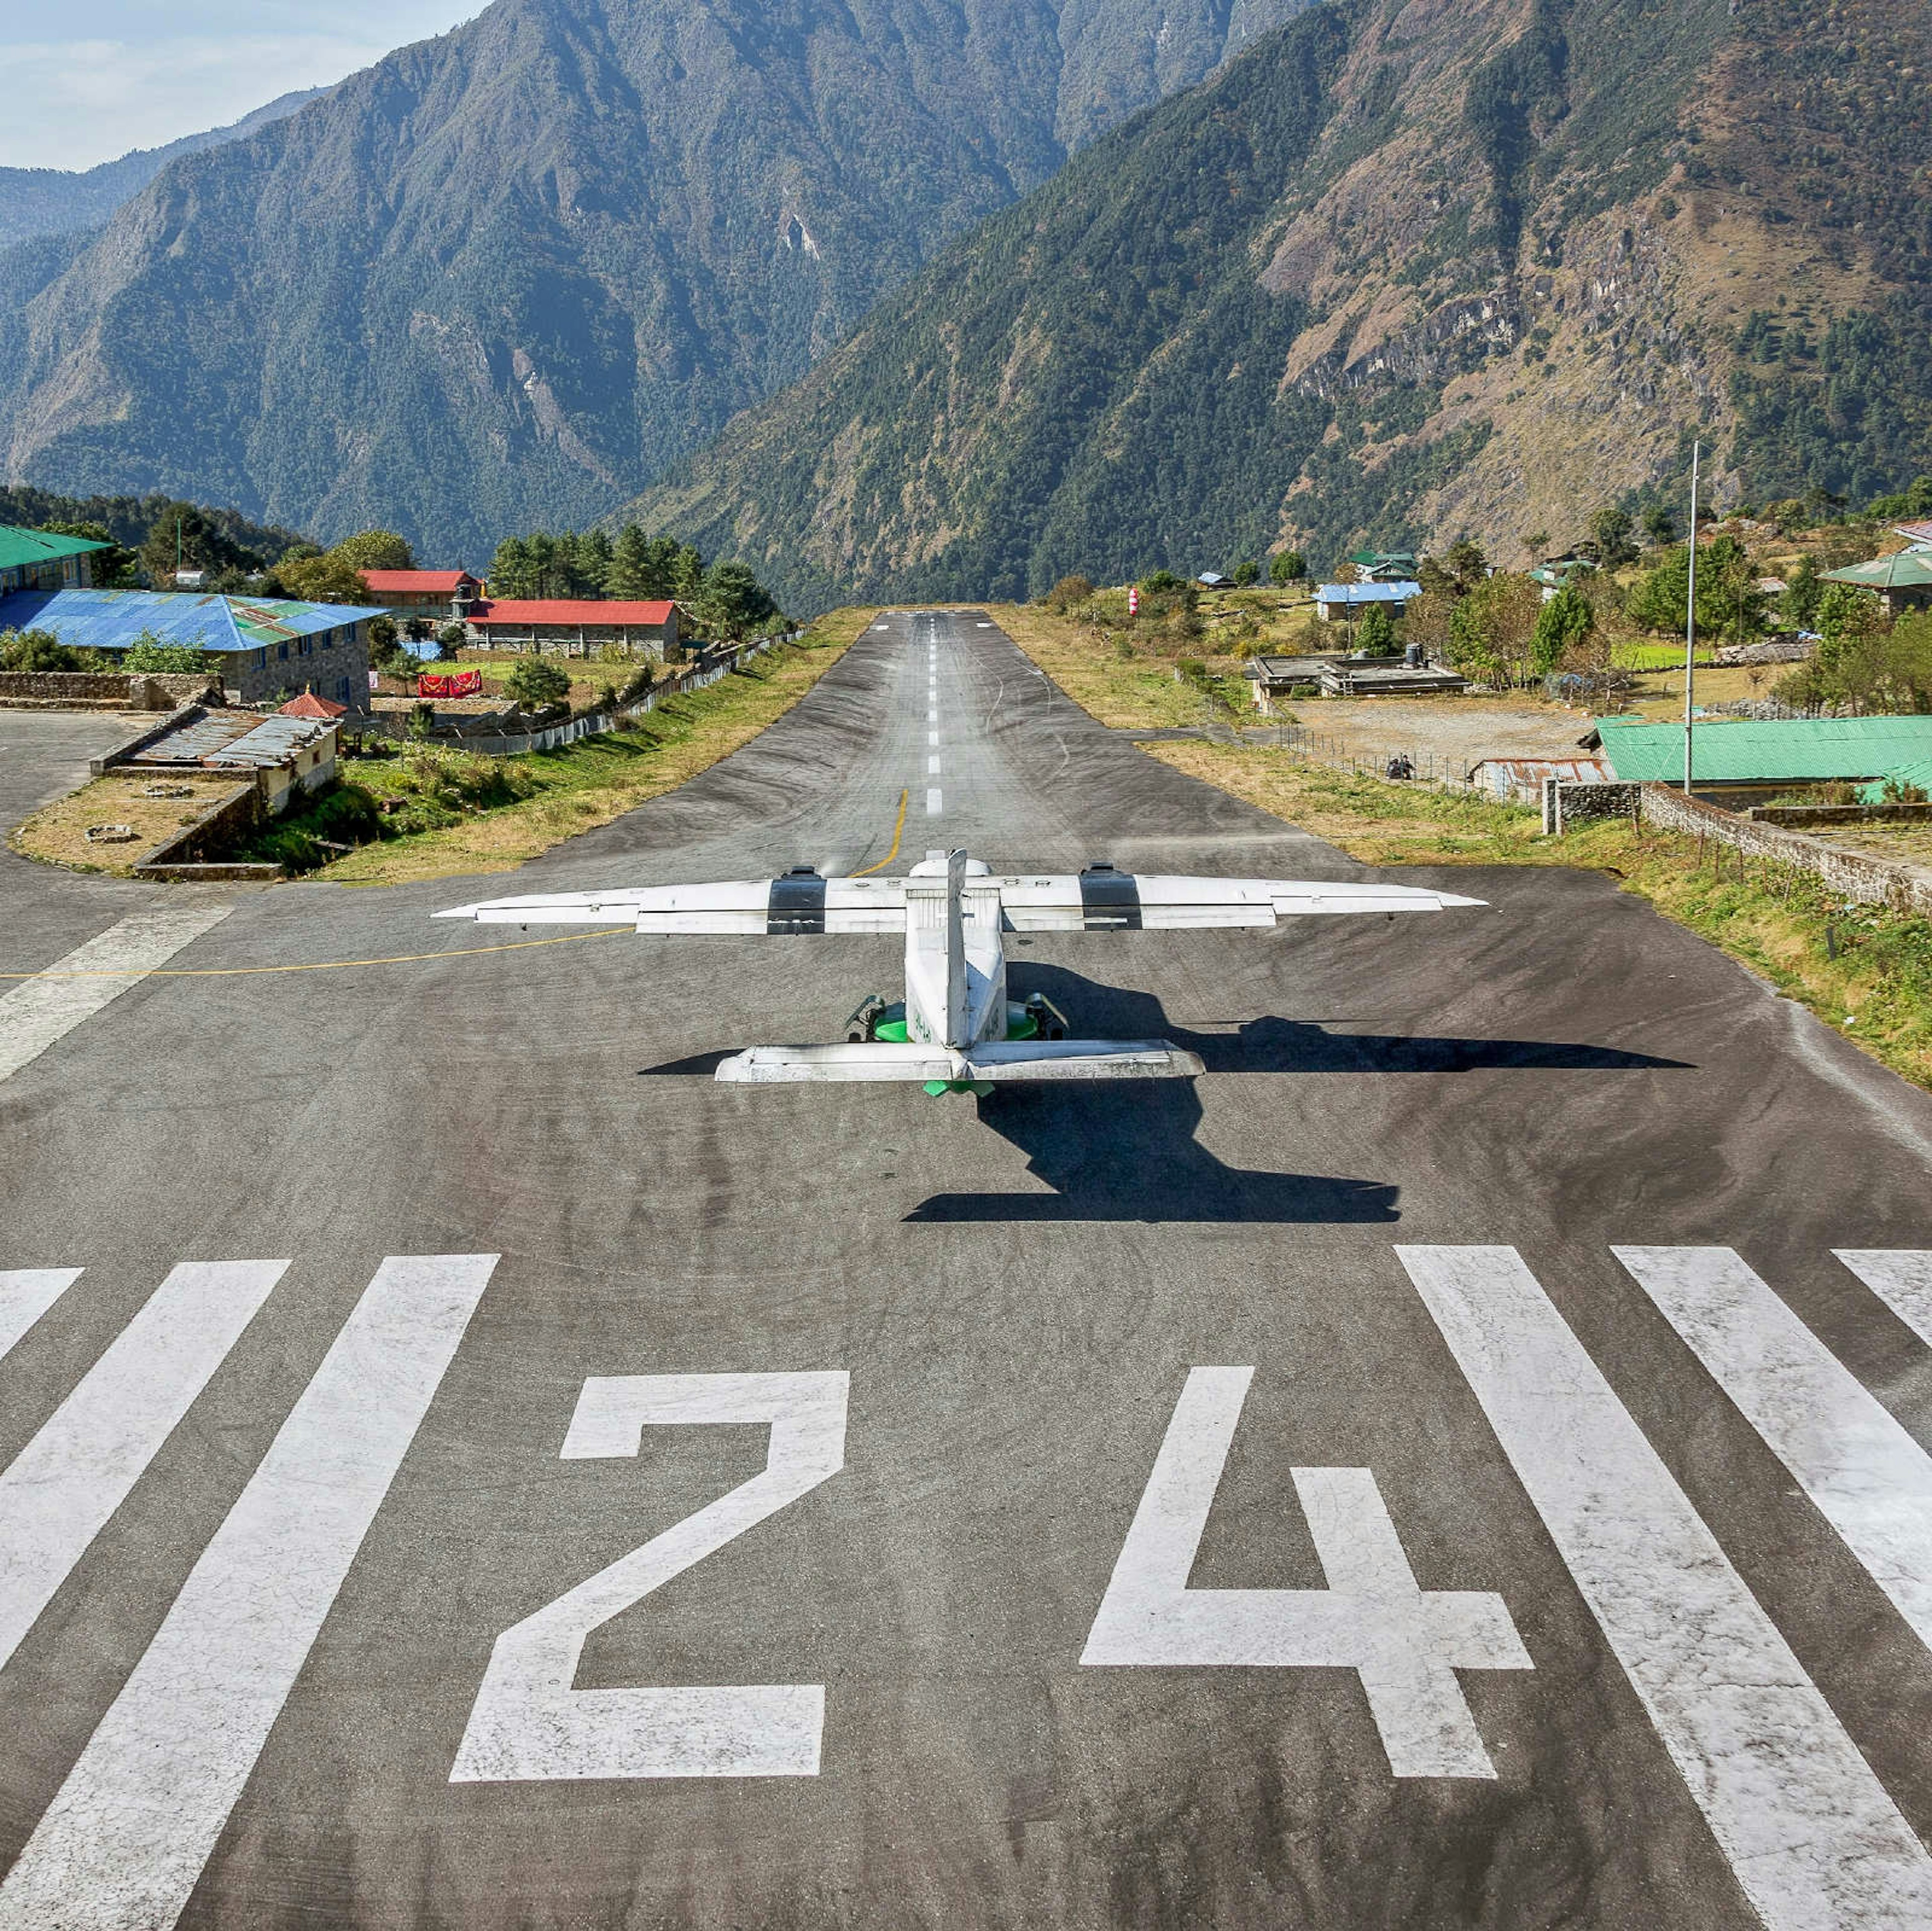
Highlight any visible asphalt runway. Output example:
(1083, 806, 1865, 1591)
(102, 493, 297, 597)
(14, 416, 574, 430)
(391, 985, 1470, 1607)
(3, 609, 1931, 1928)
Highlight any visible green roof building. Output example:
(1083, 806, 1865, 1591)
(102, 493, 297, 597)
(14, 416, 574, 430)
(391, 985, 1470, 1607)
(1594, 714, 1932, 800)
(0, 524, 109, 599)
(1817, 550, 1932, 615)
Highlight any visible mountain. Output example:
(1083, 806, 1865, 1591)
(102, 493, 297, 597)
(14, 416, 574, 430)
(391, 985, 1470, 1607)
(621, 0, 1932, 607)
(0, 0, 1310, 566)
(0, 91, 328, 253)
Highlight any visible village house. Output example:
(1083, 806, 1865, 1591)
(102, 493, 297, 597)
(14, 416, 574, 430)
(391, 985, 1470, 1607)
(1818, 550, 1932, 617)
(0, 587, 382, 710)
(0, 524, 109, 597)
(463, 597, 680, 657)
(1313, 580, 1422, 622)
(1347, 549, 1419, 583)
(360, 569, 482, 618)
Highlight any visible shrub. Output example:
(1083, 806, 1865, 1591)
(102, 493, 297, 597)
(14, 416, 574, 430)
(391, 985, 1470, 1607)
(1356, 604, 1400, 656)
(120, 634, 209, 674)
(1880, 775, 1930, 803)
(369, 615, 399, 651)
(437, 621, 469, 652)
(1139, 569, 1185, 593)
(505, 656, 571, 709)
(1231, 559, 1260, 587)
(1269, 551, 1306, 585)
(1045, 574, 1095, 612)
(0, 627, 85, 672)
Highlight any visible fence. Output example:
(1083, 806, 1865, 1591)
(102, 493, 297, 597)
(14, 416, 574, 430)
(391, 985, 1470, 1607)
(1253, 717, 1538, 804)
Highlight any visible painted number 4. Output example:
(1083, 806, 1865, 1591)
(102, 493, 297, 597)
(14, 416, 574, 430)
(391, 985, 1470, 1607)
(1081, 1366, 1532, 1777)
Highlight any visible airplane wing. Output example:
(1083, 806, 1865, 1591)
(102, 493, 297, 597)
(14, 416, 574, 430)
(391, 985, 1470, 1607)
(990, 865, 1485, 931)
(435, 871, 908, 934)
(714, 1039, 1204, 1083)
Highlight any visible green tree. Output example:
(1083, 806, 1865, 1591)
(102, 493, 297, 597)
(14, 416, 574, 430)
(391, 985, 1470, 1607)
(1269, 550, 1306, 585)
(506, 656, 571, 709)
(1231, 557, 1260, 587)
(369, 616, 400, 654)
(1532, 583, 1594, 675)
(138, 502, 258, 587)
(1590, 506, 1637, 568)
(1442, 537, 1489, 594)
(275, 551, 370, 604)
(121, 633, 210, 674)
(641, 536, 680, 599)
(1444, 572, 1541, 686)
(578, 528, 613, 594)
(1355, 603, 1399, 656)
(489, 535, 535, 598)
(673, 544, 705, 602)
(0, 627, 84, 671)
(607, 524, 652, 598)
(699, 560, 779, 641)
(1785, 555, 1822, 629)
(526, 533, 559, 598)
(551, 530, 584, 596)
(436, 621, 468, 657)
(1699, 535, 1770, 644)
(1139, 568, 1185, 592)
(331, 530, 414, 573)
(1641, 503, 1676, 545)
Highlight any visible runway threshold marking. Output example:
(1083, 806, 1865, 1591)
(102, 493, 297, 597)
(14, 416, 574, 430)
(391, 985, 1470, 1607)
(0, 1267, 82, 1363)
(1837, 1250, 1932, 1347)
(852, 790, 909, 878)
(926, 788, 943, 816)
(0, 924, 629, 984)
(1398, 1245, 1932, 1930)
(1616, 1245, 1932, 1652)
(0, 1260, 289, 1670)
(0, 903, 232, 1080)
(0, 1254, 499, 1931)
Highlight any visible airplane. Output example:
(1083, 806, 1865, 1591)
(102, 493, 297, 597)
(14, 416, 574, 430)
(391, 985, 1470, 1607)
(436, 851, 1484, 1095)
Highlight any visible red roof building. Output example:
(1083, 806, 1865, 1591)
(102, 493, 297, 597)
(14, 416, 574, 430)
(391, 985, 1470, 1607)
(277, 690, 349, 720)
(361, 569, 481, 614)
(463, 598, 680, 657)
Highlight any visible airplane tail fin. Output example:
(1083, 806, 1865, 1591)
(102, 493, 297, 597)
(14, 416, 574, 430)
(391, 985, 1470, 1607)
(714, 1039, 1202, 1084)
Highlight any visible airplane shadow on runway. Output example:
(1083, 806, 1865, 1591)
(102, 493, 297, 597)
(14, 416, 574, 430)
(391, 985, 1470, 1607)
(639, 967, 1688, 1227)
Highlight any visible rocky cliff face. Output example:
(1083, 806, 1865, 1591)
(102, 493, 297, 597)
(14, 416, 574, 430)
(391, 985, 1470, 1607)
(0, 0, 1308, 561)
(621, 0, 1932, 608)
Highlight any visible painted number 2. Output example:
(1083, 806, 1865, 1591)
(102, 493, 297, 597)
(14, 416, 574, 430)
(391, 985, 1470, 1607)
(451, 1372, 848, 1782)
(1080, 1366, 1531, 1777)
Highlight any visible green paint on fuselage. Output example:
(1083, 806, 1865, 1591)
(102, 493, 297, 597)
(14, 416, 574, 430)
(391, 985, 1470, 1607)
(876, 1000, 1035, 1092)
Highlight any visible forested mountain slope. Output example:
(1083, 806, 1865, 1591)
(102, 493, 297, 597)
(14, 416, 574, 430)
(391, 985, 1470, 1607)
(0, 91, 327, 253)
(624, 0, 1932, 607)
(0, 0, 1307, 562)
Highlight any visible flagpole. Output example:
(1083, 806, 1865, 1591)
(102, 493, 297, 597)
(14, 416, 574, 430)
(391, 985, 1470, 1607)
(1683, 440, 1701, 795)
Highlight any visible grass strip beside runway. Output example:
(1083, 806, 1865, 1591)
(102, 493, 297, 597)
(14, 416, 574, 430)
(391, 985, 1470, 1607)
(283, 612, 876, 888)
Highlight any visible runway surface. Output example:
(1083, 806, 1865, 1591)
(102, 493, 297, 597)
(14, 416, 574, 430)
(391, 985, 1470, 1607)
(3, 609, 1932, 1928)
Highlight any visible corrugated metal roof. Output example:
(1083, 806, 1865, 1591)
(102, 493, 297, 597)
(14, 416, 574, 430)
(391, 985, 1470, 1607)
(0, 524, 109, 570)
(1597, 715, 1932, 783)
(362, 570, 475, 592)
(468, 599, 675, 623)
(130, 710, 335, 768)
(1860, 758, 1932, 802)
(1818, 553, 1932, 590)
(1314, 582, 1422, 604)
(0, 588, 381, 653)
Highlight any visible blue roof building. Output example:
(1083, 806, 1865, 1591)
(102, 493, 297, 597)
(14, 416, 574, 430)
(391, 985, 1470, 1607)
(1314, 581, 1422, 620)
(0, 588, 383, 710)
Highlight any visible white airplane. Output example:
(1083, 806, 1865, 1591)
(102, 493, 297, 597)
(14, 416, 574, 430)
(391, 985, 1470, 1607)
(437, 851, 1482, 1093)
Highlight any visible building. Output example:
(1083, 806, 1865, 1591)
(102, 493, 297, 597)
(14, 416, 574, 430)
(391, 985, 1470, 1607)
(1817, 551, 1932, 616)
(109, 707, 340, 815)
(0, 588, 382, 710)
(1197, 572, 1230, 589)
(1587, 714, 1932, 805)
(464, 598, 680, 657)
(1347, 549, 1419, 583)
(1313, 581, 1422, 621)
(0, 524, 109, 597)
(361, 569, 481, 618)
(1246, 654, 1465, 709)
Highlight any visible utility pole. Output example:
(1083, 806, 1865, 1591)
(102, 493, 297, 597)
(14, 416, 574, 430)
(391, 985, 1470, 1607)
(1683, 439, 1701, 795)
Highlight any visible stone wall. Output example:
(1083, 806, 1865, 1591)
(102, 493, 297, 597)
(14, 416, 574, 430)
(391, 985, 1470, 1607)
(0, 671, 223, 711)
(131, 782, 266, 876)
(1542, 779, 1640, 834)
(1750, 801, 1932, 827)
(1636, 782, 1932, 914)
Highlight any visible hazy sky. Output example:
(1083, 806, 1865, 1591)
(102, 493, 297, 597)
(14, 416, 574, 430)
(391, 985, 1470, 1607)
(3, 4, 484, 172)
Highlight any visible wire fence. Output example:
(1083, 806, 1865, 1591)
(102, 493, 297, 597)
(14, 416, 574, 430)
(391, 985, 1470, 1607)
(1244, 715, 1542, 806)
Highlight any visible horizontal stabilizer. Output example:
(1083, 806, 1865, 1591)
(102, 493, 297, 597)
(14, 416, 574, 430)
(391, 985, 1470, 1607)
(714, 1039, 1203, 1083)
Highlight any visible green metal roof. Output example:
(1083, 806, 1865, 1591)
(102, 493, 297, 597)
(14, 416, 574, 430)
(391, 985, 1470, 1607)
(0, 524, 110, 570)
(1818, 552, 1932, 590)
(1596, 714, 1932, 783)
(1860, 758, 1932, 803)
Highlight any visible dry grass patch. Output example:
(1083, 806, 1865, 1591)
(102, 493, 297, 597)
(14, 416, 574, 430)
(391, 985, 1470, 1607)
(10, 773, 238, 875)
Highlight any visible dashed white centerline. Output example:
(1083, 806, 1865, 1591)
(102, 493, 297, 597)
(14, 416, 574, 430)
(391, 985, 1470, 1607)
(927, 707, 937, 723)
(927, 756, 940, 775)
(0, 903, 234, 1086)
(925, 789, 942, 815)
(928, 730, 939, 747)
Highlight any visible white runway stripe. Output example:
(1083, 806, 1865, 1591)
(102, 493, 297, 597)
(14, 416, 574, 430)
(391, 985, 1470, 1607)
(0, 1253, 499, 1931)
(926, 789, 942, 815)
(928, 730, 939, 747)
(1836, 1250, 1932, 1347)
(1398, 1245, 1932, 1931)
(0, 1268, 82, 1364)
(927, 756, 940, 774)
(0, 904, 233, 1085)
(1616, 1245, 1932, 1653)
(927, 707, 937, 722)
(0, 1260, 288, 1671)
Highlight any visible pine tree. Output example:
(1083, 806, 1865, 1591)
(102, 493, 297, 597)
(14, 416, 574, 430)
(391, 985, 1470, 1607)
(641, 536, 680, 598)
(489, 534, 535, 599)
(673, 543, 705, 602)
(526, 532, 558, 597)
(579, 528, 613, 595)
(607, 524, 650, 598)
